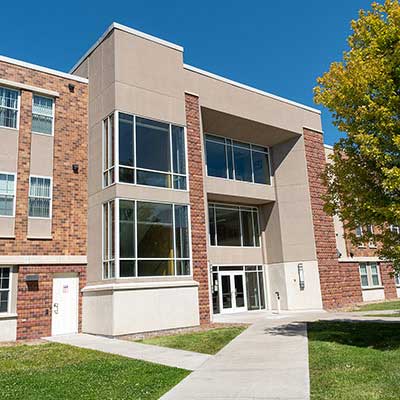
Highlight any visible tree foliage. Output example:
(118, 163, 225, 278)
(314, 0, 400, 271)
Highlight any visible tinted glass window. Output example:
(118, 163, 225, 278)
(205, 137, 227, 178)
(172, 126, 186, 174)
(233, 145, 252, 182)
(119, 200, 135, 258)
(216, 207, 241, 246)
(208, 206, 216, 245)
(241, 210, 254, 246)
(119, 113, 134, 167)
(252, 151, 270, 184)
(138, 260, 173, 276)
(175, 205, 189, 259)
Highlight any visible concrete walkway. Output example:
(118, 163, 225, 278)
(161, 313, 320, 400)
(44, 333, 211, 371)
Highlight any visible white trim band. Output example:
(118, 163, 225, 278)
(0, 79, 60, 97)
(82, 280, 199, 292)
(0, 55, 88, 84)
(339, 257, 382, 263)
(184, 64, 321, 115)
(0, 255, 87, 265)
(71, 22, 183, 73)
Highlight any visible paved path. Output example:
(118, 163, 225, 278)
(44, 333, 210, 371)
(161, 312, 321, 400)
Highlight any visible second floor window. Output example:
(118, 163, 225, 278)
(359, 262, 381, 288)
(28, 176, 52, 218)
(0, 173, 16, 216)
(0, 87, 19, 129)
(32, 95, 54, 135)
(390, 225, 400, 235)
(205, 134, 271, 185)
(209, 203, 260, 247)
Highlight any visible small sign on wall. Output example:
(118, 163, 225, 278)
(63, 285, 69, 293)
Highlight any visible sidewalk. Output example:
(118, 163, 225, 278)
(44, 333, 211, 371)
(161, 313, 318, 400)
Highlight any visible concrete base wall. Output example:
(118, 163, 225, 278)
(266, 261, 323, 311)
(83, 281, 200, 336)
(0, 316, 17, 341)
(362, 288, 385, 302)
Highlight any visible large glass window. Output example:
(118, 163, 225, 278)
(0, 267, 10, 313)
(103, 199, 191, 279)
(359, 262, 381, 288)
(205, 134, 271, 185)
(32, 95, 54, 135)
(209, 203, 260, 247)
(0, 173, 16, 216)
(0, 87, 19, 129)
(103, 114, 115, 187)
(28, 176, 51, 218)
(113, 112, 187, 190)
(103, 201, 115, 279)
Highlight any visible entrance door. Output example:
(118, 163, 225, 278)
(219, 272, 246, 313)
(52, 274, 79, 336)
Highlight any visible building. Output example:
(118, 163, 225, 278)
(0, 23, 398, 341)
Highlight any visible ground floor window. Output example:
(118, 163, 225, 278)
(359, 262, 381, 288)
(395, 274, 400, 286)
(211, 265, 265, 314)
(103, 199, 191, 279)
(0, 267, 10, 313)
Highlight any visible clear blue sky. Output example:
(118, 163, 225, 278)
(1, 0, 374, 145)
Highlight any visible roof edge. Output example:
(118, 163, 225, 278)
(70, 22, 183, 73)
(184, 64, 321, 115)
(0, 55, 88, 84)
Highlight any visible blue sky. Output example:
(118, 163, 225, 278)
(1, 0, 374, 145)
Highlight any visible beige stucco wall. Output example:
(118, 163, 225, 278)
(27, 218, 52, 239)
(0, 127, 18, 172)
(208, 246, 264, 266)
(0, 218, 15, 238)
(30, 133, 53, 176)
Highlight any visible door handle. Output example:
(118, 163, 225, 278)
(53, 303, 59, 315)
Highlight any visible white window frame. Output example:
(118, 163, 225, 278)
(395, 274, 400, 287)
(359, 262, 382, 288)
(209, 202, 261, 248)
(31, 94, 55, 136)
(204, 133, 272, 186)
(0, 171, 17, 217)
(102, 200, 116, 279)
(115, 111, 188, 192)
(102, 113, 116, 188)
(390, 225, 400, 235)
(28, 175, 52, 219)
(0, 266, 11, 314)
(0, 86, 20, 130)
(103, 198, 192, 280)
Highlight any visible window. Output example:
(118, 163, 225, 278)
(28, 176, 51, 218)
(0, 87, 19, 129)
(205, 134, 271, 185)
(390, 225, 400, 235)
(0, 173, 16, 216)
(103, 114, 115, 187)
(395, 274, 400, 286)
(0, 268, 10, 313)
(104, 199, 191, 279)
(114, 112, 187, 190)
(209, 203, 260, 247)
(359, 262, 381, 288)
(103, 201, 115, 279)
(32, 95, 54, 135)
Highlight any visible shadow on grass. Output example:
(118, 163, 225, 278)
(307, 320, 400, 351)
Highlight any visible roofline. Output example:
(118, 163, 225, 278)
(70, 22, 183, 73)
(0, 55, 88, 84)
(183, 64, 321, 115)
(324, 144, 334, 150)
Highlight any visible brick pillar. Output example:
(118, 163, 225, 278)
(185, 93, 210, 324)
(380, 262, 397, 300)
(340, 262, 363, 304)
(303, 128, 344, 308)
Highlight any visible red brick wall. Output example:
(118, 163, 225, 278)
(339, 262, 363, 304)
(185, 93, 210, 324)
(0, 61, 88, 256)
(17, 265, 86, 340)
(303, 128, 345, 308)
(380, 262, 397, 300)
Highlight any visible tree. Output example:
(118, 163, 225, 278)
(314, 0, 400, 272)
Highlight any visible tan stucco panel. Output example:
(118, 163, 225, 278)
(0, 217, 15, 238)
(30, 133, 53, 177)
(207, 246, 264, 265)
(0, 128, 18, 172)
(27, 218, 52, 239)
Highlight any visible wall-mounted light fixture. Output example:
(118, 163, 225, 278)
(68, 83, 75, 93)
(297, 263, 305, 290)
(72, 164, 79, 174)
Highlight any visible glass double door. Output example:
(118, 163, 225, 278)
(219, 272, 246, 313)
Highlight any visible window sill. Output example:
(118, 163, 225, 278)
(206, 174, 272, 187)
(27, 236, 52, 240)
(361, 286, 384, 291)
(0, 313, 17, 320)
(0, 125, 18, 132)
(32, 131, 54, 137)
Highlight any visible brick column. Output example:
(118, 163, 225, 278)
(185, 93, 210, 324)
(303, 128, 344, 308)
(380, 262, 397, 300)
(339, 262, 363, 304)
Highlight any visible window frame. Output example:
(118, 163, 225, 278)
(102, 198, 192, 280)
(102, 200, 116, 280)
(390, 225, 400, 235)
(395, 274, 400, 287)
(0, 171, 17, 217)
(102, 113, 116, 188)
(0, 267, 11, 314)
(28, 175, 52, 219)
(104, 111, 189, 191)
(204, 133, 272, 186)
(208, 202, 261, 248)
(0, 86, 20, 130)
(31, 94, 55, 136)
(359, 262, 382, 289)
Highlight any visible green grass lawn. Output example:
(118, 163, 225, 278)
(0, 342, 189, 400)
(137, 326, 246, 355)
(308, 321, 400, 400)
(354, 300, 400, 312)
